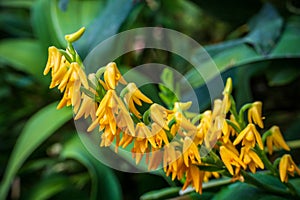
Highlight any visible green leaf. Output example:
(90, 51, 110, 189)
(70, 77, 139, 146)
(0, 39, 48, 84)
(61, 134, 122, 200)
(76, 0, 135, 57)
(271, 16, 300, 57)
(187, 15, 300, 89)
(32, 0, 105, 50)
(0, 102, 72, 199)
(26, 175, 71, 200)
(245, 3, 283, 54)
(213, 181, 289, 200)
(266, 61, 300, 86)
(0, 0, 35, 8)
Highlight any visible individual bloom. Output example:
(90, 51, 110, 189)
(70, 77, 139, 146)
(219, 146, 246, 176)
(123, 83, 153, 118)
(266, 126, 290, 155)
(239, 147, 264, 173)
(248, 101, 264, 129)
(136, 122, 157, 148)
(151, 123, 169, 148)
(132, 122, 158, 164)
(221, 139, 239, 156)
(196, 110, 212, 145)
(100, 127, 121, 147)
(165, 149, 184, 181)
(233, 123, 264, 150)
(43, 46, 64, 80)
(103, 62, 127, 89)
(87, 89, 124, 146)
(279, 154, 300, 183)
(148, 148, 163, 170)
(119, 132, 134, 148)
(182, 137, 201, 167)
(163, 142, 179, 176)
(150, 104, 173, 130)
(204, 100, 226, 149)
(170, 112, 197, 137)
(74, 92, 97, 121)
(182, 165, 205, 194)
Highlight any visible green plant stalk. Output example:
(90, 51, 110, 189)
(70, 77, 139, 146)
(254, 145, 277, 176)
(225, 119, 241, 133)
(229, 95, 239, 122)
(238, 103, 252, 129)
(261, 130, 272, 144)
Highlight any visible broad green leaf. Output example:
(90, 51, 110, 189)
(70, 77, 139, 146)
(0, 102, 72, 199)
(76, 0, 135, 57)
(266, 61, 300, 86)
(245, 3, 283, 54)
(0, 0, 35, 8)
(271, 16, 300, 56)
(32, 0, 104, 49)
(187, 15, 300, 89)
(26, 175, 71, 200)
(61, 134, 122, 200)
(213, 182, 289, 200)
(0, 39, 48, 84)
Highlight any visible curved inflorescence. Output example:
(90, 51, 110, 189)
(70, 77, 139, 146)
(44, 28, 300, 194)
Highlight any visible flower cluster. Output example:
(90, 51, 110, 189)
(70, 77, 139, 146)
(44, 28, 300, 195)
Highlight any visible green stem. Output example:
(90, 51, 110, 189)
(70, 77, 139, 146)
(142, 110, 151, 125)
(254, 145, 277, 176)
(229, 95, 239, 122)
(261, 130, 272, 145)
(225, 119, 241, 133)
(238, 103, 252, 129)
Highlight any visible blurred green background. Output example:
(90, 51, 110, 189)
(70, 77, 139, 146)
(0, 0, 300, 199)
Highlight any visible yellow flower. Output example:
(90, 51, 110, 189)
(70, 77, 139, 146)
(151, 123, 169, 148)
(123, 83, 153, 118)
(182, 137, 201, 167)
(132, 123, 153, 164)
(240, 147, 264, 173)
(196, 110, 211, 144)
(279, 154, 300, 183)
(163, 142, 179, 177)
(219, 146, 246, 176)
(74, 92, 97, 121)
(233, 124, 264, 150)
(150, 104, 172, 130)
(248, 101, 264, 128)
(170, 112, 197, 138)
(74, 74, 98, 121)
(266, 126, 290, 155)
(44, 46, 89, 111)
(148, 148, 164, 170)
(182, 165, 205, 194)
(103, 62, 127, 89)
(88, 90, 135, 152)
(56, 62, 89, 110)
